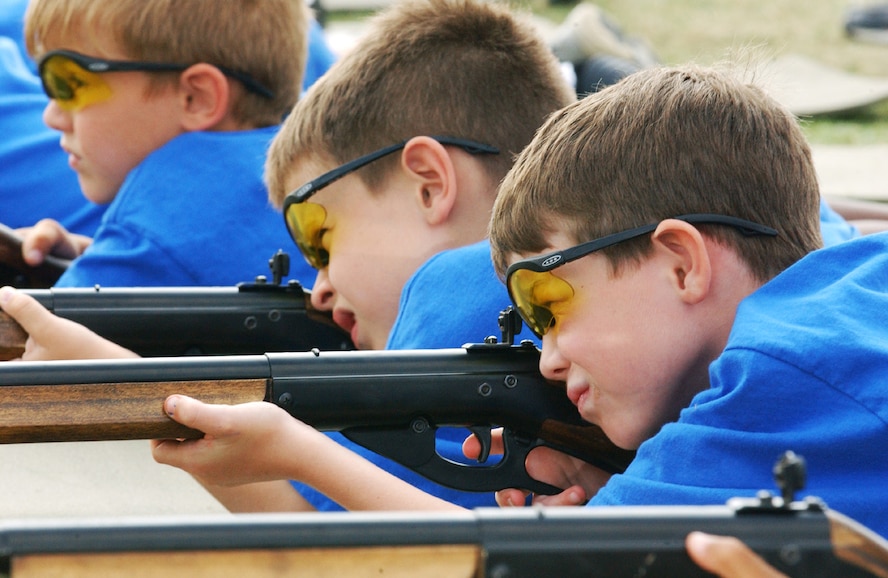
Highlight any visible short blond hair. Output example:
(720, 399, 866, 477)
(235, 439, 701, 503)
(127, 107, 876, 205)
(25, 0, 308, 126)
(265, 0, 575, 206)
(490, 64, 822, 282)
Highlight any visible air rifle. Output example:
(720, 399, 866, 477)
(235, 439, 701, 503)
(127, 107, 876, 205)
(0, 323, 635, 495)
(1, 454, 886, 577)
(0, 251, 353, 360)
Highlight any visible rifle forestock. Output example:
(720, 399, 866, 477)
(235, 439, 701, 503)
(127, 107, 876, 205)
(2, 504, 886, 577)
(0, 343, 634, 493)
(0, 283, 353, 360)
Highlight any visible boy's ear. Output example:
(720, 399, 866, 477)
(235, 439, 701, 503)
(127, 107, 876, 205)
(400, 136, 458, 226)
(176, 63, 231, 131)
(651, 219, 712, 305)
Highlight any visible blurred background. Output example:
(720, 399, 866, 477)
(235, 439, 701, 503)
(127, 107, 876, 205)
(317, 0, 888, 146)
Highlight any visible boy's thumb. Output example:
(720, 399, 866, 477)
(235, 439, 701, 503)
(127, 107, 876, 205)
(0, 286, 48, 336)
(165, 395, 197, 424)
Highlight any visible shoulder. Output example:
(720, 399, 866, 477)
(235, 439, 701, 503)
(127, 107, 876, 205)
(120, 127, 280, 200)
(411, 239, 495, 281)
(711, 234, 888, 412)
(141, 127, 279, 165)
(388, 239, 537, 349)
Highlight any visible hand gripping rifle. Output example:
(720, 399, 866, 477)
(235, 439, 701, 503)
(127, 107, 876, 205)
(0, 251, 353, 360)
(1, 453, 886, 577)
(0, 222, 70, 289)
(0, 310, 634, 495)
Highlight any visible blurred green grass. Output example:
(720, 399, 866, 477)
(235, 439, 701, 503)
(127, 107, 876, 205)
(326, 0, 888, 145)
(535, 0, 888, 145)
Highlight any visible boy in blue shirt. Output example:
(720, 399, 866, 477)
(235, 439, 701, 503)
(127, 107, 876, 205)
(480, 64, 888, 536)
(17, 0, 317, 288)
(235, 0, 574, 512)
(147, 64, 888, 536)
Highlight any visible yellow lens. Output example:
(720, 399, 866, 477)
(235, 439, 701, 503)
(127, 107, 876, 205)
(41, 55, 112, 111)
(508, 268, 574, 337)
(285, 201, 329, 269)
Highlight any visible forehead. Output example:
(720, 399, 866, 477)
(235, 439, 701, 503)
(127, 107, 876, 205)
(506, 229, 579, 267)
(36, 32, 127, 61)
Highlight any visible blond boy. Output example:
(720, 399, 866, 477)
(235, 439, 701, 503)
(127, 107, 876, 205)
(20, 0, 316, 287)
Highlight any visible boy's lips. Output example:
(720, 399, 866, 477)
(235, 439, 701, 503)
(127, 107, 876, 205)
(566, 381, 591, 409)
(60, 144, 81, 169)
(331, 308, 359, 345)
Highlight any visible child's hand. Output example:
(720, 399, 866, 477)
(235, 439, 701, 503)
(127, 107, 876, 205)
(686, 532, 789, 578)
(0, 286, 137, 360)
(18, 218, 92, 265)
(462, 428, 611, 507)
(151, 395, 322, 487)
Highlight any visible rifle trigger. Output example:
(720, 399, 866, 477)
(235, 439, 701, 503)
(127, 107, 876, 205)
(469, 426, 492, 463)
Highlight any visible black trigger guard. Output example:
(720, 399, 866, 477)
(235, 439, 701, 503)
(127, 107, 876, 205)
(342, 425, 564, 495)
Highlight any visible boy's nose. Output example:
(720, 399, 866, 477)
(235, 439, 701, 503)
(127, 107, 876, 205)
(309, 268, 335, 311)
(538, 333, 569, 381)
(42, 99, 71, 133)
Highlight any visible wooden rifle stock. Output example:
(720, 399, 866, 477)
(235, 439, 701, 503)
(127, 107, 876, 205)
(0, 342, 635, 495)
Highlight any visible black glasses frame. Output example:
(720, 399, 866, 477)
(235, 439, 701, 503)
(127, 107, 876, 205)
(282, 136, 500, 211)
(505, 214, 779, 279)
(37, 49, 274, 100)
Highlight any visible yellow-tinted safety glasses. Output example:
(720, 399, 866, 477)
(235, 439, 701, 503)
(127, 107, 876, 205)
(505, 214, 778, 338)
(282, 136, 499, 270)
(37, 49, 273, 112)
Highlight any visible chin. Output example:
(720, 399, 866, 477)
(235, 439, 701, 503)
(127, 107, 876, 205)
(80, 184, 116, 205)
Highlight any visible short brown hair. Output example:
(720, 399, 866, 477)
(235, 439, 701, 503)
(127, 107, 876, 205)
(25, 0, 308, 127)
(490, 64, 822, 282)
(265, 0, 575, 206)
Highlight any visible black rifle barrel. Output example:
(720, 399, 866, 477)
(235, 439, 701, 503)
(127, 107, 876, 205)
(0, 505, 885, 577)
(2, 282, 353, 357)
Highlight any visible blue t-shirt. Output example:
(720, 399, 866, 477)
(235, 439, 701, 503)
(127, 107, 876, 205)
(591, 233, 888, 538)
(290, 240, 537, 511)
(303, 20, 336, 91)
(0, 37, 105, 236)
(819, 197, 859, 246)
(55, 128, 316, 288)
(388, 239, 539, 350)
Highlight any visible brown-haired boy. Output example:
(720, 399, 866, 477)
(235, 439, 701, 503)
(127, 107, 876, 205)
(145, 64, 888, 573)
(265, 0, 574, 351)
(18, 0, 317, 287)
(486, 64, 887, 538)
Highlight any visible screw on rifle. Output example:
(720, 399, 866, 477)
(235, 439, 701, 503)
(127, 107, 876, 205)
(503, 375, 518, 388)
(780, 544, 802, 566)
(477, 382, 492, 396)
(773, 450, 806, 505)
(411, 417, 429, 434)
(278, 392, 293, 407)
(244, 315, 258, 330)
